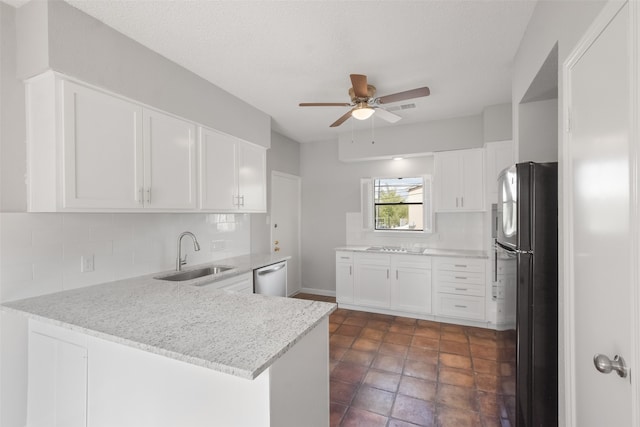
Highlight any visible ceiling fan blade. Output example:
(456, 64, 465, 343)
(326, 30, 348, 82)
(299, 102, 352, 107)
(378, 87, 430, 104)
(374, 108, 402, 124)
(330, 110, 354, 127)
(350, 74, 369, 98)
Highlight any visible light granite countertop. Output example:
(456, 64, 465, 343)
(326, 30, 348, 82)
(335, 246, 488, 259)
(1, 254, 335, 380)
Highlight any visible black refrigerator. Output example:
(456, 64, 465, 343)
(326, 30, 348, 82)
(495, 162, 558, 427)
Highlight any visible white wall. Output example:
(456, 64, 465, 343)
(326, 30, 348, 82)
(518, 98, 558, 163)
(337, 114, 483, 161)
(483, 103, 512, 142)
(511, 0, 606, 424)
(1, 3, 26, 212)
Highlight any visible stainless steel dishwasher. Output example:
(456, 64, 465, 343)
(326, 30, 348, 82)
(253, 261, 287, 297)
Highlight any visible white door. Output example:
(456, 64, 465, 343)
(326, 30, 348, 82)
(271, 172, 301, 295)
(143, 109, 197, 209)
(564, 1, 637, 425)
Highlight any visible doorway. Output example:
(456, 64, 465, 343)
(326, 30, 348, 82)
(271, 171, 301, 296)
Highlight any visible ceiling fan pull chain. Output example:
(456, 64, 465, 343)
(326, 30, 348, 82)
(371, 114, 375, 144)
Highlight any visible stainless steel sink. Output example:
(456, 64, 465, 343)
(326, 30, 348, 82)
(155, 266, 234, 282)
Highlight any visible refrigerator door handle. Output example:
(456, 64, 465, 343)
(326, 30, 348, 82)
(495, 240, 532, 255)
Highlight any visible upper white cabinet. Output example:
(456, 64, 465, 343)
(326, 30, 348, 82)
(484, 141, 513, 204)
(143, 109, 197, 210)
(335, 251, 355, 304)
(61, 79, 144, 209)
(199, 127, 266, 212)
(26, 71, 264, 212)
(434, 148, 484, 212)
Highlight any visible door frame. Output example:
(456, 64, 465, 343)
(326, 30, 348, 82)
(562, 1, 640, 425)
(270, 171, 302, 295)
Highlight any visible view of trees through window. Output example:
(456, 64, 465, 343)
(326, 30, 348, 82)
(374, 177, 424, 231)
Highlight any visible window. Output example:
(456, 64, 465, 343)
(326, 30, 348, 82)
(373, 177, 428, 231)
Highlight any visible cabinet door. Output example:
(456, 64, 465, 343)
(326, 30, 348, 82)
(435, 152, 462, 211)
(199, 127, 238, 211)
(460, 149, 484, 210)
(336, 262, 354, 303)
(62, 81, 143, 209)
(221, 273, 254, 294)
(392, 266, 432, 314)
(484, 141, 513, 203)
(28, 331, 87, 427)
(238, 141, 267, 212)
(143, 110, 197, 209)
(354, 261, 390, 308)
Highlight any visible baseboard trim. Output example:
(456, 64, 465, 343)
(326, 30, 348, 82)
(296, 287, 336, 297)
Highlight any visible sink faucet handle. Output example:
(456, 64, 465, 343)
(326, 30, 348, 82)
(180, 254, 188, 266)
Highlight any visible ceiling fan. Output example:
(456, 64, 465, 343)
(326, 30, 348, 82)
(299, 74, 430, 128)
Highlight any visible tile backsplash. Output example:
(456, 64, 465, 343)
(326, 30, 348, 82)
(0, 213, 250, 302)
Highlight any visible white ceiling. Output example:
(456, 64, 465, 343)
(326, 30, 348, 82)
(8, 0, 537, 143)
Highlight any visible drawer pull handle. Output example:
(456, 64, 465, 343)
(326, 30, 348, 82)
(455, 288, 468, 291)
(340, 257, 350, 259)
(454, 304, 468, 308)
(455, 276, 467, 280)
(454, 264, 467, 268)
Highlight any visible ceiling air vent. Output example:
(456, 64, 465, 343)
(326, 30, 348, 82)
(387, 103, 416, 112)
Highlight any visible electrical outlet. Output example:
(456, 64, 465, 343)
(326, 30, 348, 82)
(210, 240, 226, 252)
(81, 254, 95, 272)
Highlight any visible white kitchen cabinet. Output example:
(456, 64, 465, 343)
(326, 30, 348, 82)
(484, 141, 513, 203)
(199, 127, 267, 212)
(434, 257, 486, 321)
(26, 72, 197, 212)
(27, 321, 88, 427)
(143, 109, 197, 209)
(434, 148, 484, 212)
(354, 253, 391, 308)
(391, 255, 432, 315)
(335, 252, 355, 304)
(197, 272, 254, 293)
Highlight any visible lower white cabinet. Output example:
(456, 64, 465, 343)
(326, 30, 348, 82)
(335, 252, 354, 304)
(390, 255, 432, 315)
(199, 272, 254, 294)
(354, 253, 391, 308)
(27, 322, 88, 427)
(434, 257, 486, 321)
(347, 252, 432, 315)
(336, 251, 488, 325)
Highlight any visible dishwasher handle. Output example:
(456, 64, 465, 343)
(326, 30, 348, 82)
(257, 263, 286, 276)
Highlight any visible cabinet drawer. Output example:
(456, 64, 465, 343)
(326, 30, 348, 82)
(336, 252, 354, 263)
(436, 271, 485, 285)
(393, 254, 432, 269)
(438, 283, 485, 297)
(436, 258, 485, 273)
(355, 253, 391, 265)
(437, 294, 485, 320)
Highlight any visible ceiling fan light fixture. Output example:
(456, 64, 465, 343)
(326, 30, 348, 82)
(351, 102, 375, 120)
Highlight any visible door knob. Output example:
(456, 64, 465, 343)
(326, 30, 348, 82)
(274, 240, 279, 245)
(274, 247, 280, 252)
(593, 354, 628, 378)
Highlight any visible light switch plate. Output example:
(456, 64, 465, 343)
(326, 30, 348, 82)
(81, 254, 95, 272)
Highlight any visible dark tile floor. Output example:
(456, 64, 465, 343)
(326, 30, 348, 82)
(294, 293, 516, 427)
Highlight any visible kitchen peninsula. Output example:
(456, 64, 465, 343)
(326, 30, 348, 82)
(2, 268, 335, 427)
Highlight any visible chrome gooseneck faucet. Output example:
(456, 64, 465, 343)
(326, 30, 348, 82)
(176, 231, 201, 271)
